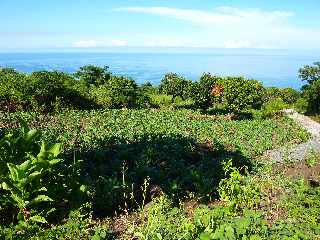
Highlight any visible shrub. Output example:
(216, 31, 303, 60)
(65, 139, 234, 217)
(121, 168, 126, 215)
(262, 98, 289, 118)
(280, 88, 300, 105)
(263, 87, 300, 105)
(159, 73, 192, 103)
(0, 68, 29, 111)
(140, 82, 158, 95)
(28, 71, 95, 112)
(302, 79, 320, 113)
(293, 98, 309, 113)
(218, 160, 261, 212)
(134, 196, 195, 240)
(216, 77, 264, 113)
(104, 76, 140, 108)
(190, 73, 220, 109)
(74, 65, 111, 86)
(263, 87, 282, 103)
(90, 85, 113, 108)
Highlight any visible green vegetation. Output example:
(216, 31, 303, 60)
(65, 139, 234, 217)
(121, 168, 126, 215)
(0, 63, 319, 239)
(299, 62, 320, 114)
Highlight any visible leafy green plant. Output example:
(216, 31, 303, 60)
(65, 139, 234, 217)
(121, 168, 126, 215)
(302, 79, 320, 113)
(0, 120, 62, 225)
(190, 73, 219, 109)
(159, 73, 192, 103)
(74, 65, 112, 86)
(293, 97, 309, 113)
(216, 77, 264, 113)
(0, 68, 29, 112)
(194, 207, 269, 240)
(104, 76, 140, 108)
(218, 160, 261, 212)
(262, 98, 288, 118)
(305, 152, 319, 168)
(134, 196, 195, 240)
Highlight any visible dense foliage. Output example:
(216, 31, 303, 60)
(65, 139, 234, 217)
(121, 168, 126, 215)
(74, 65, 112, 86)
(190, 73, 219, 109)
(215, 77, 264, 112)
(301, 79, 320, 113)
(159, 73, 192, 103)
(299, 62, 320, 84)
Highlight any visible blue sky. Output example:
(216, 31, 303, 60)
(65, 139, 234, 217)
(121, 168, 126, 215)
(1, 0, 320, 51)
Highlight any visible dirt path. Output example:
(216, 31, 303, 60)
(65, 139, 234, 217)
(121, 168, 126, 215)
(265, 109, 320, 162)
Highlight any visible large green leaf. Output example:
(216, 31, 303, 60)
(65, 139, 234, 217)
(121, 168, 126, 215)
(48, 143, 61, 157)
(25, 129, 39, 143)
(29, 215, 47, 224)
(29, 195, 53, 205)
(7, 163, 19, 181)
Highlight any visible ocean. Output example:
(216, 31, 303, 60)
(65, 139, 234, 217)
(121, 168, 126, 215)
(0, 51, 318, 89)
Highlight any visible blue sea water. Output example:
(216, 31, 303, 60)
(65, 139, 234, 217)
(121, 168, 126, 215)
(0, 51, 319, 89)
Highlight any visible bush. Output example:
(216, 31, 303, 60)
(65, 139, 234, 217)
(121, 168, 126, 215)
(216, 77, 264, 113)
(0, 68, 29, 111)
(263, 87, 300, 105)
(280, 88, 300, 105)
(262, 98, 289, 118)
(302, 79, 320, 113)
(293, 98, 309, 113)
(159, 73, 192, 103)
(74, 65, 111, 86)
(190, 73, 220, 109)
(104, 76, 140, 108)
(218, 160, 261, 212)
(28, 71, 96, 112)
(134, 196, 195, 240)
(90, 85, 113, 108)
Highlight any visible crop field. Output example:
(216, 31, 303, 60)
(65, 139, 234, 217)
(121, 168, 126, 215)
(0, 109, 309, 156)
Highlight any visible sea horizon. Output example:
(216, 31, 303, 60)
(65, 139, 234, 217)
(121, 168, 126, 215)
(1, 49, 319, 89)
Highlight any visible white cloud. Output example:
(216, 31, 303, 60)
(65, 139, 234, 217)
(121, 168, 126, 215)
(73, 40, 98, 48)
(115, 6, 294, 26)
(114, 6, 320, 49)
(72, 39, 129, 48)
(223, 41, 253, 49)
(111, 39, 128, 47)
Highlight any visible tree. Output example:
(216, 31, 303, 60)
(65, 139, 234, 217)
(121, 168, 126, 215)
(302, 79, 320, 113)
(299, 62, 320, 84)
(299, 62, 320, 113)
(105, 76, 139, 108)
(216, 77, 264, 113)
(0, 67, 19, 75)
(159, 73, 191, 103)
(0, 68, 28, 111)
(74, 65, 111, 86)
(190, 73, 220, 109)
(28, 71, 82, 112)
